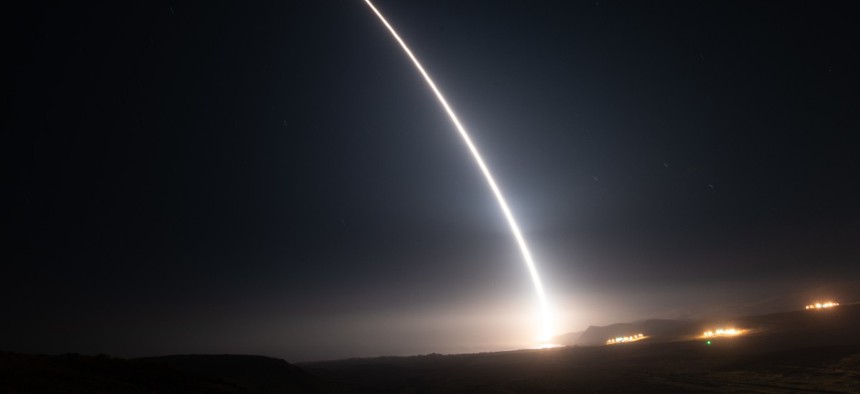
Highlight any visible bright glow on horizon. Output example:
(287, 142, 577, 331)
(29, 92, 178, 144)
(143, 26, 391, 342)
(805, 301, 839, 310)
(364, 0, 555, 343)
(605, 333, 646, 345)
(701, 328, 744, 338)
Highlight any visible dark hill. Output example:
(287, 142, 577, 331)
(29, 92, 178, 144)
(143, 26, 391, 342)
(575, 318, 694, 346)
(0, 352, 236, 393)
(3, 304, 859, 393)
(136, 354, 335, 393)
(0, 353, 339, 394)
(303, 304, 860, 393)
(561, 303, 860, 348)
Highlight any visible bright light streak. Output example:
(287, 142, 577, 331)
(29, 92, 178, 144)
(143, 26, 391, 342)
(701, 328, 745, 338)
(805, 301, 839, 310)
(364, 0, 554, 342)
(606, 333, 646, 345)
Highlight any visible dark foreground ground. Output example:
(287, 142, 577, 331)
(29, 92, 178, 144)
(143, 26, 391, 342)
(3, 304, 859, 393)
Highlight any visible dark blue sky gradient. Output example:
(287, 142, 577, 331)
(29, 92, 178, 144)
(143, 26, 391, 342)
(5, 1, 859, 361)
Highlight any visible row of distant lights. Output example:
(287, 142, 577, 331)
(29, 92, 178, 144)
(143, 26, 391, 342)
(702, 328, 743, 338)
(605, 327, 746, 345)
(806, 302, 839, 310)
(604, 301, 840, 345)
(605, 333, 645, 345)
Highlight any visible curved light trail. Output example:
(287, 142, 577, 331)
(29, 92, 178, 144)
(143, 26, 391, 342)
(364, 0, 554, 342)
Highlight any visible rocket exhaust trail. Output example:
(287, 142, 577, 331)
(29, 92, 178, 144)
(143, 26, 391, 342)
(364, 0, 554, 342)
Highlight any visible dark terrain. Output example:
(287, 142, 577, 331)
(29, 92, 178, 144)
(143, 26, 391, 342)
(3, 304, 859, 393)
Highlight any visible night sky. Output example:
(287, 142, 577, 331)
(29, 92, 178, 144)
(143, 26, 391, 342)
(5, 1, 859, 362)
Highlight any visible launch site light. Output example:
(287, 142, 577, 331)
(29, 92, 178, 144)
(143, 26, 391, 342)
(605, 333, 646, 345)
(701, 328, 745, 338)
(805, 302, 839, 310)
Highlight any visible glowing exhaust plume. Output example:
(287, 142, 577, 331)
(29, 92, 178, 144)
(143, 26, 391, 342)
(606, 333, 646, 345)
(364, 0, 554, 342)
(806, 301, 839, 310)
(701, 328, 745, 338)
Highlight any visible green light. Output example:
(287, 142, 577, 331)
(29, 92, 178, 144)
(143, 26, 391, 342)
(706, 340, 711, 345)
